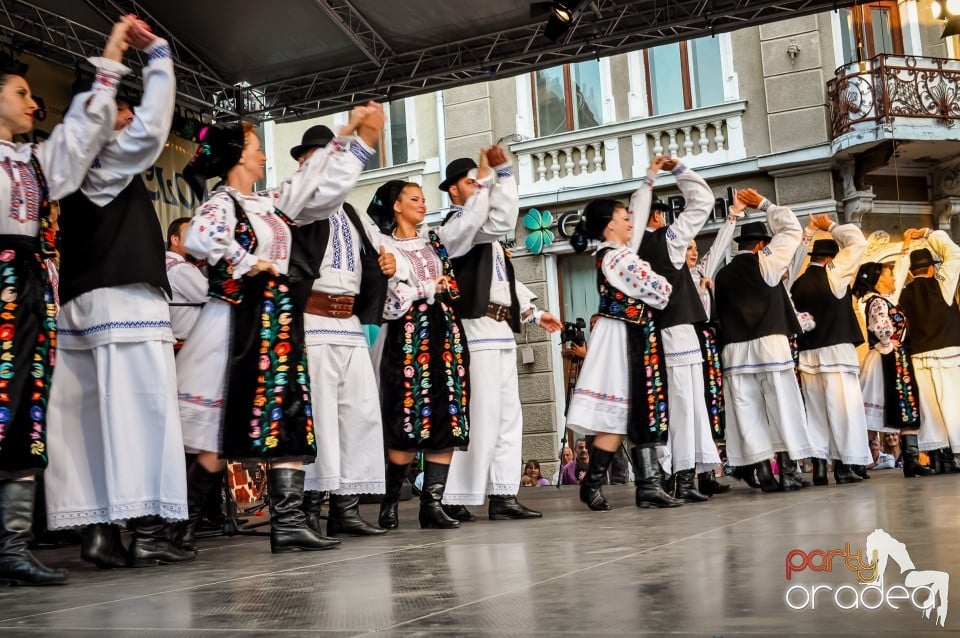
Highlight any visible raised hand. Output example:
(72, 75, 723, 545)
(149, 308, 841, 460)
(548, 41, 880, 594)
(357, 101, 385, 148)
(377, 244, 397, 277)
(660, 157, 679, 172)
(737, 188, 765, 209)
(729, 188, 746, 214)
(103, 16, 134, 63)
(648, 155, 669, 174)
(476, 146, 491, 181)
(486, 145, 509, 167)
(811, 214, 834, 231)
(125, 15, 158, 51)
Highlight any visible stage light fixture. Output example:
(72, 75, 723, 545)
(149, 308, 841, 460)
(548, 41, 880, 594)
(542, 1, 584, 42)
(943, 15, 960, 37)
(933, 1, 943, 19)
(948, 0, 960, 15)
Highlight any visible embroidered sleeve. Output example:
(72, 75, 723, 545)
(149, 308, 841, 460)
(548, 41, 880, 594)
(927, 229, 960, 305)
(184, 193, 257, 278)
(702, 211, 740, 278)
(437, 171, 494, 258)
(627, 172, 657, 253)
(473, 162, 519, 244)
(602, 247, 673, 310)
(759, 203, 802, 287)
(665, 167, 714, 268)
(867, 298, 895, 352)
(827, 223, 868, 298)
(270, 136, 367, 223)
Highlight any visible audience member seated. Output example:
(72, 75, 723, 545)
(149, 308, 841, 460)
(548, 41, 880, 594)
(524, 460, 551, 487)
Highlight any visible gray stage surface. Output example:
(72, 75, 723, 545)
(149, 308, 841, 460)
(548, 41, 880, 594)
(1, 472, 958, 636)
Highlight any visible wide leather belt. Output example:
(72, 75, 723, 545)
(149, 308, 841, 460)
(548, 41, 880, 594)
(485, 302, 512, 322)
(305, 291, 355, 319)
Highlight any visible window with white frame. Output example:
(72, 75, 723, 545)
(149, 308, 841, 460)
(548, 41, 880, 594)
(532, 60, 603, 136)
(645, 36, 725, 116)
(364, 100, 409, 171)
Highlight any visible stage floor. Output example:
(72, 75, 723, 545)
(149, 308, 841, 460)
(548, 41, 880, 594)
(1, 471, 958, 636)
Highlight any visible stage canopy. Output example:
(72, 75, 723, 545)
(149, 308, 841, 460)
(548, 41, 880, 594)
(1, 0, 856, 122)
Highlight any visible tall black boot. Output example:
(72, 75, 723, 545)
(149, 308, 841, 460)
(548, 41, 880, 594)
(378, 461, 409, 529)
(81, 524, 128, 569)
(178, 463, 223, 553)
(418, 462, 459, 529)
(581, 448, 615, 511)
(731, 465, 760, 489)
(0, 480, 67, 585)
(698, 471, 731, 495)
(756, 460, 780, 492)
(852, 465, 870, 480)
(268, 468, 341, 553)
(811, 458, 829, 486)
(632, 446, 684, 508)
(901, 434, 935, 477)
(441, 505, 476, 522)
(777, 453, 805, 491)
(674, 469, 708, 503)
(833, 460, 862, 484)
(301, 491, 325, 534)
(488, 495, 542, 520)
(939, 448, 960, 474)
(327, 494, 387, 536)
(127, 516, 196, 567)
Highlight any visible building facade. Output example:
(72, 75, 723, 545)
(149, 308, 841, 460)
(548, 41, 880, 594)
(268, 1, 960, 478)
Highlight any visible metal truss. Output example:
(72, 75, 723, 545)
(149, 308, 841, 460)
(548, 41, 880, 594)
(0, 0, 238, 115)
(0, 0, 859, 123)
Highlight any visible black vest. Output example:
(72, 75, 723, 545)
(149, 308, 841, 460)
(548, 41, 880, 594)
(790, 266, 864, 351)
(288, 203, 389, 325)
(714, 252, 801, 346)
(447, 243, 522, 332)
(898, 277, 960, 354)
(639, 228, 707, 329)
(58, 175, 171, 306)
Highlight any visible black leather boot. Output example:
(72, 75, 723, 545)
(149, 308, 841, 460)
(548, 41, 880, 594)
(757, 460, 780, 492)
(777, 453, 806, 491)
(441, 505, 476, 522)
(901, 434, 935, 477)
(127, 516, 197, 567)
(301, 490, 325, 534)
(0, 480, 68, 585)
(833, 460, 862, 484)
(418, 462, 459, 529)
(327, 494, 387, 536)
(581, 448, 615, 511)
(939, 448, 960, 474)
(81, 523, 128, 569)
(698, 471, 731, 495)
(812, 458, 829, 486)
(488, 495, 542, 520)
(852, 465, 870, 480)
(674, 469, 708, 503)
(632, 446, 684, 508)
(268, 468, 341, 552)
(731, 465, 760, 489)
(378, 461, 409, 529)
(178, 463, 223, 553)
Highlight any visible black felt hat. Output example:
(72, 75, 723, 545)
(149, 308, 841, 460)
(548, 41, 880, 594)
(809, 238, 840, 258)
(182, 123, 246, 198)
(909, 248, 940, 271)
(735, 221, 772, 244)
(367, 180, 408, 234)
(290, 124, 335, 160)
(439, 157, 478, 192)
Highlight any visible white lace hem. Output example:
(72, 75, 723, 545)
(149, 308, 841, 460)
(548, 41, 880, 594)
(48, 501, 187, 530)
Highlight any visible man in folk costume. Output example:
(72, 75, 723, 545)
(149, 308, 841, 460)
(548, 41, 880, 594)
(435, 151, 562, 522)
(45, 22, 195, 567)
(288, 125, 396, 537)
(165, 217, 207, 348)
(898, 228, 960, 473)
(713, 189, 816, 492)
(788, 214, 870, 485)
(633, 156, 720, 503)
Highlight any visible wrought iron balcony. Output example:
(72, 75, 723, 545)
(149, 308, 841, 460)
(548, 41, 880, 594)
(828, 54, 960, 152)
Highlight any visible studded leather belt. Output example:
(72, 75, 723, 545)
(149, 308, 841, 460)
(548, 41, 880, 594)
(485, 302, 512, 322)
(305, 291, 355, 319)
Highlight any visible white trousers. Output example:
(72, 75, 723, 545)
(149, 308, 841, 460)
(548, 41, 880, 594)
(914, 363, 960, 451)
(800, 370, 871, 464)
(723, 369, 817, 467)
(302, 343, 385, 495)
(45, 342, 188, 529)
(664, 362, 721, 475)
(443, 348, 523, 505)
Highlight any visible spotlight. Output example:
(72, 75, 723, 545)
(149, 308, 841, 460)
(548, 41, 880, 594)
(943, 15, 960, 37)
(542, 1, 584, 42)
(949, 0, 960, 15)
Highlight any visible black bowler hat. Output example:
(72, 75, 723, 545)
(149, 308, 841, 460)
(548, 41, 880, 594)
(735, 221, 772, 244)
(290, 124, 335, 160)
(809, 239, 840, 258)
(439, 157, 478, 192)
(909, 248, 941, 271)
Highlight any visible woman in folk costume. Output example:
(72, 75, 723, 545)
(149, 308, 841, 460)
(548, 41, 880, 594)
(368, 171, 496, 530)
(853, 241, 933, 478)
(565, 198, 676, 511)
(176, 104, 382, 553)
(0, 18, 138, 586)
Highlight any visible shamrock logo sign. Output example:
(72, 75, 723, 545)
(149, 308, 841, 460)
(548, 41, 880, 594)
(524, 208, 555, 254)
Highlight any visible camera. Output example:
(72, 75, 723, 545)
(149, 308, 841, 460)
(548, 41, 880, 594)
(562, 317, 586, 347)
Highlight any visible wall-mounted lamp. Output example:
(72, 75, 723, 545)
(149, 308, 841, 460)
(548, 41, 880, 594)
(786, 39, 801, 65)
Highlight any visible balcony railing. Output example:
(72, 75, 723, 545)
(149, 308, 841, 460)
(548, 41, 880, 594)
(828, 54, 960, 140)
(509, 101, 747, 196)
